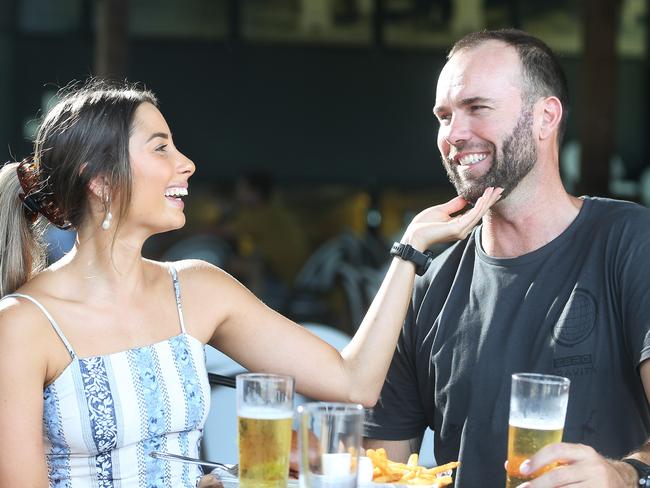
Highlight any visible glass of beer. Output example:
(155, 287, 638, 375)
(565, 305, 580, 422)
(236, 373, 294, 488)
(297, 402, 364, 488)
(506, 373, 570, 487)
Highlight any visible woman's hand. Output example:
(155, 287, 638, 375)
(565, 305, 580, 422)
(402, 187, 503, 251)
(196, 473, 224, 488)
(289, 429, 321, 477)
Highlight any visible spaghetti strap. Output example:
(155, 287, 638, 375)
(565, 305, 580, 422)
(168, 265, 187, 334)
(1, 293, 76, 359)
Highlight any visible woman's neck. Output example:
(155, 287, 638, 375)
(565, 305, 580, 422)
(59, 224, 152, 300)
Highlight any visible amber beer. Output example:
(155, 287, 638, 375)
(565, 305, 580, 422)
(236, 374, 294, 488)
(505, 373, 570, 488)
(238, 408, 293, 488)
(505, 420, 564, 487)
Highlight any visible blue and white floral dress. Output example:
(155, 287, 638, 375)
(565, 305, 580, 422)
(4, 266, 211, 487)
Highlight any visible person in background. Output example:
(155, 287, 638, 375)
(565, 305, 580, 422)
(0, 79, 501, 487)
(364, 29, 650, 487)
(221, 170, 309, 311)
(43, 225, 76, 263)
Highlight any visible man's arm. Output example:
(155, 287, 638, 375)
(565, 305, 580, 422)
(363, 437, 424, 464)
(616, 358, 650, 476)
(518, 359, 650, 487)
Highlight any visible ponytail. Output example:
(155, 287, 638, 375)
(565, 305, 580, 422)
(0, 163, 46, 297)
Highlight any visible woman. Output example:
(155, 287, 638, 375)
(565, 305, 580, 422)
(0, 80, 501, 487)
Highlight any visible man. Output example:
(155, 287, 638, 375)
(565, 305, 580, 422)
(364, 29, 650, 487)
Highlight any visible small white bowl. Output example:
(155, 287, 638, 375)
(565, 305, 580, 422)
(358, 456, 374, 484)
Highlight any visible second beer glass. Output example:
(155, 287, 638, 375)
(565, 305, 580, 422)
(236, 373, 294, 488)
(297, 402, 364, 488)
(505, 373, 570, 487)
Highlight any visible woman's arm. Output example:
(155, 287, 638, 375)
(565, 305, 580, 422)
(0, 300, 50, 487)
(192, 188, 501, 406)
(334, 189, 502, 404)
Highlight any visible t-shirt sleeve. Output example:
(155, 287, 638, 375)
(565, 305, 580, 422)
(364, 307, 428, 441)
(616, 207, 650, 366)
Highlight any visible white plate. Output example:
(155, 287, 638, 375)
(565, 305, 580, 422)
(365, 483, 443, 488)
(219, 480, 443, 487)
(219, 479, 444, 487)
(219, 480, 299, 487)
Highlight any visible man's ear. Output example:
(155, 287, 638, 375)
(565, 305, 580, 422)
(538, 96, 563, 141)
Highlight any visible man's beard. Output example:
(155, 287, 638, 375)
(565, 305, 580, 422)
(442, 107, 537, 204)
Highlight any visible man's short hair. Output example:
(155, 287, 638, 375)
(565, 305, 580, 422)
(448, 29, 569, 142)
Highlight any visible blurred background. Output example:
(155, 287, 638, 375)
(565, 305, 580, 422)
(1, 0, 649, 333)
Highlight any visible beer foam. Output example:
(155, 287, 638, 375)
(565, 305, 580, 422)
(238, 407, 293, 420)
(509, 417, 564, 431)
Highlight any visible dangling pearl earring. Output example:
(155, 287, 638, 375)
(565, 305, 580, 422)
(101, 189, 112, 231)
(102, 210, 112, 230)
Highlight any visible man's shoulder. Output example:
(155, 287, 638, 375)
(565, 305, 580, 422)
(584, 196, 650, 220)
(583, 196, 650, 237)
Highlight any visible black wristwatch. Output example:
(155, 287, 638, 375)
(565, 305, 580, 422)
(390, 242, 434, 276)
(622, 458, 650, 486)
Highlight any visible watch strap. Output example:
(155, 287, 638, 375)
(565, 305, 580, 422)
(622, 458, 650, 486)
(390, 242, 434, 276)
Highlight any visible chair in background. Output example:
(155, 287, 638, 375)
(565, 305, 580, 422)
(202, 345, 246, 464)
(288, 232, 386, 333)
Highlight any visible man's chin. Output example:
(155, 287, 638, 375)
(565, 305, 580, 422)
(447, 171, 486, 204)
(456, 185, 488, 205)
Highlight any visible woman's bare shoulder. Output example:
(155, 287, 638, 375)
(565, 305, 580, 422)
(0, 264, 82, 338)
(159, 259, 256, 337)
(0, 293, 53, 350)
(12, 259, 76, 299)
(164, 258, 241, 286)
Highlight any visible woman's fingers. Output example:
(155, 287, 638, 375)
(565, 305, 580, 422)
(435, 195, 470, 216)
(197, 474, 224, 488)
(469, 186, 503, 218)
(404, 187, 503, 248)
(450, 187, 502, 237)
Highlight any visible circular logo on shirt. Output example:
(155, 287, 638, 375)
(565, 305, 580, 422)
(552, 289, 597, 346)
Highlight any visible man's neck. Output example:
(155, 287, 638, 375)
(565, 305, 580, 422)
(480, 181, 583, 258)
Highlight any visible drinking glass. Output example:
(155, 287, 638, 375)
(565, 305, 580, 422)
(236, 373, 294, 488)
(505, 373, 570, 487)
(297, 402, 364, 488)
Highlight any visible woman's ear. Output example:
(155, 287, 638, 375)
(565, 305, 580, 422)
(88, 175, 109, 201)
(539, 96, 563, 141)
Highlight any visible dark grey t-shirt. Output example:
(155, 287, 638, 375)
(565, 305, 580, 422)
(366, 197, 650, 487)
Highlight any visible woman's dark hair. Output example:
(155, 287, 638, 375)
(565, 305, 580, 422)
(0, 79, 157, 296)
(449, 29, 570, 143)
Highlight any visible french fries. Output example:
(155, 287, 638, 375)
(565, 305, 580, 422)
(366, 449, 459, 487)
